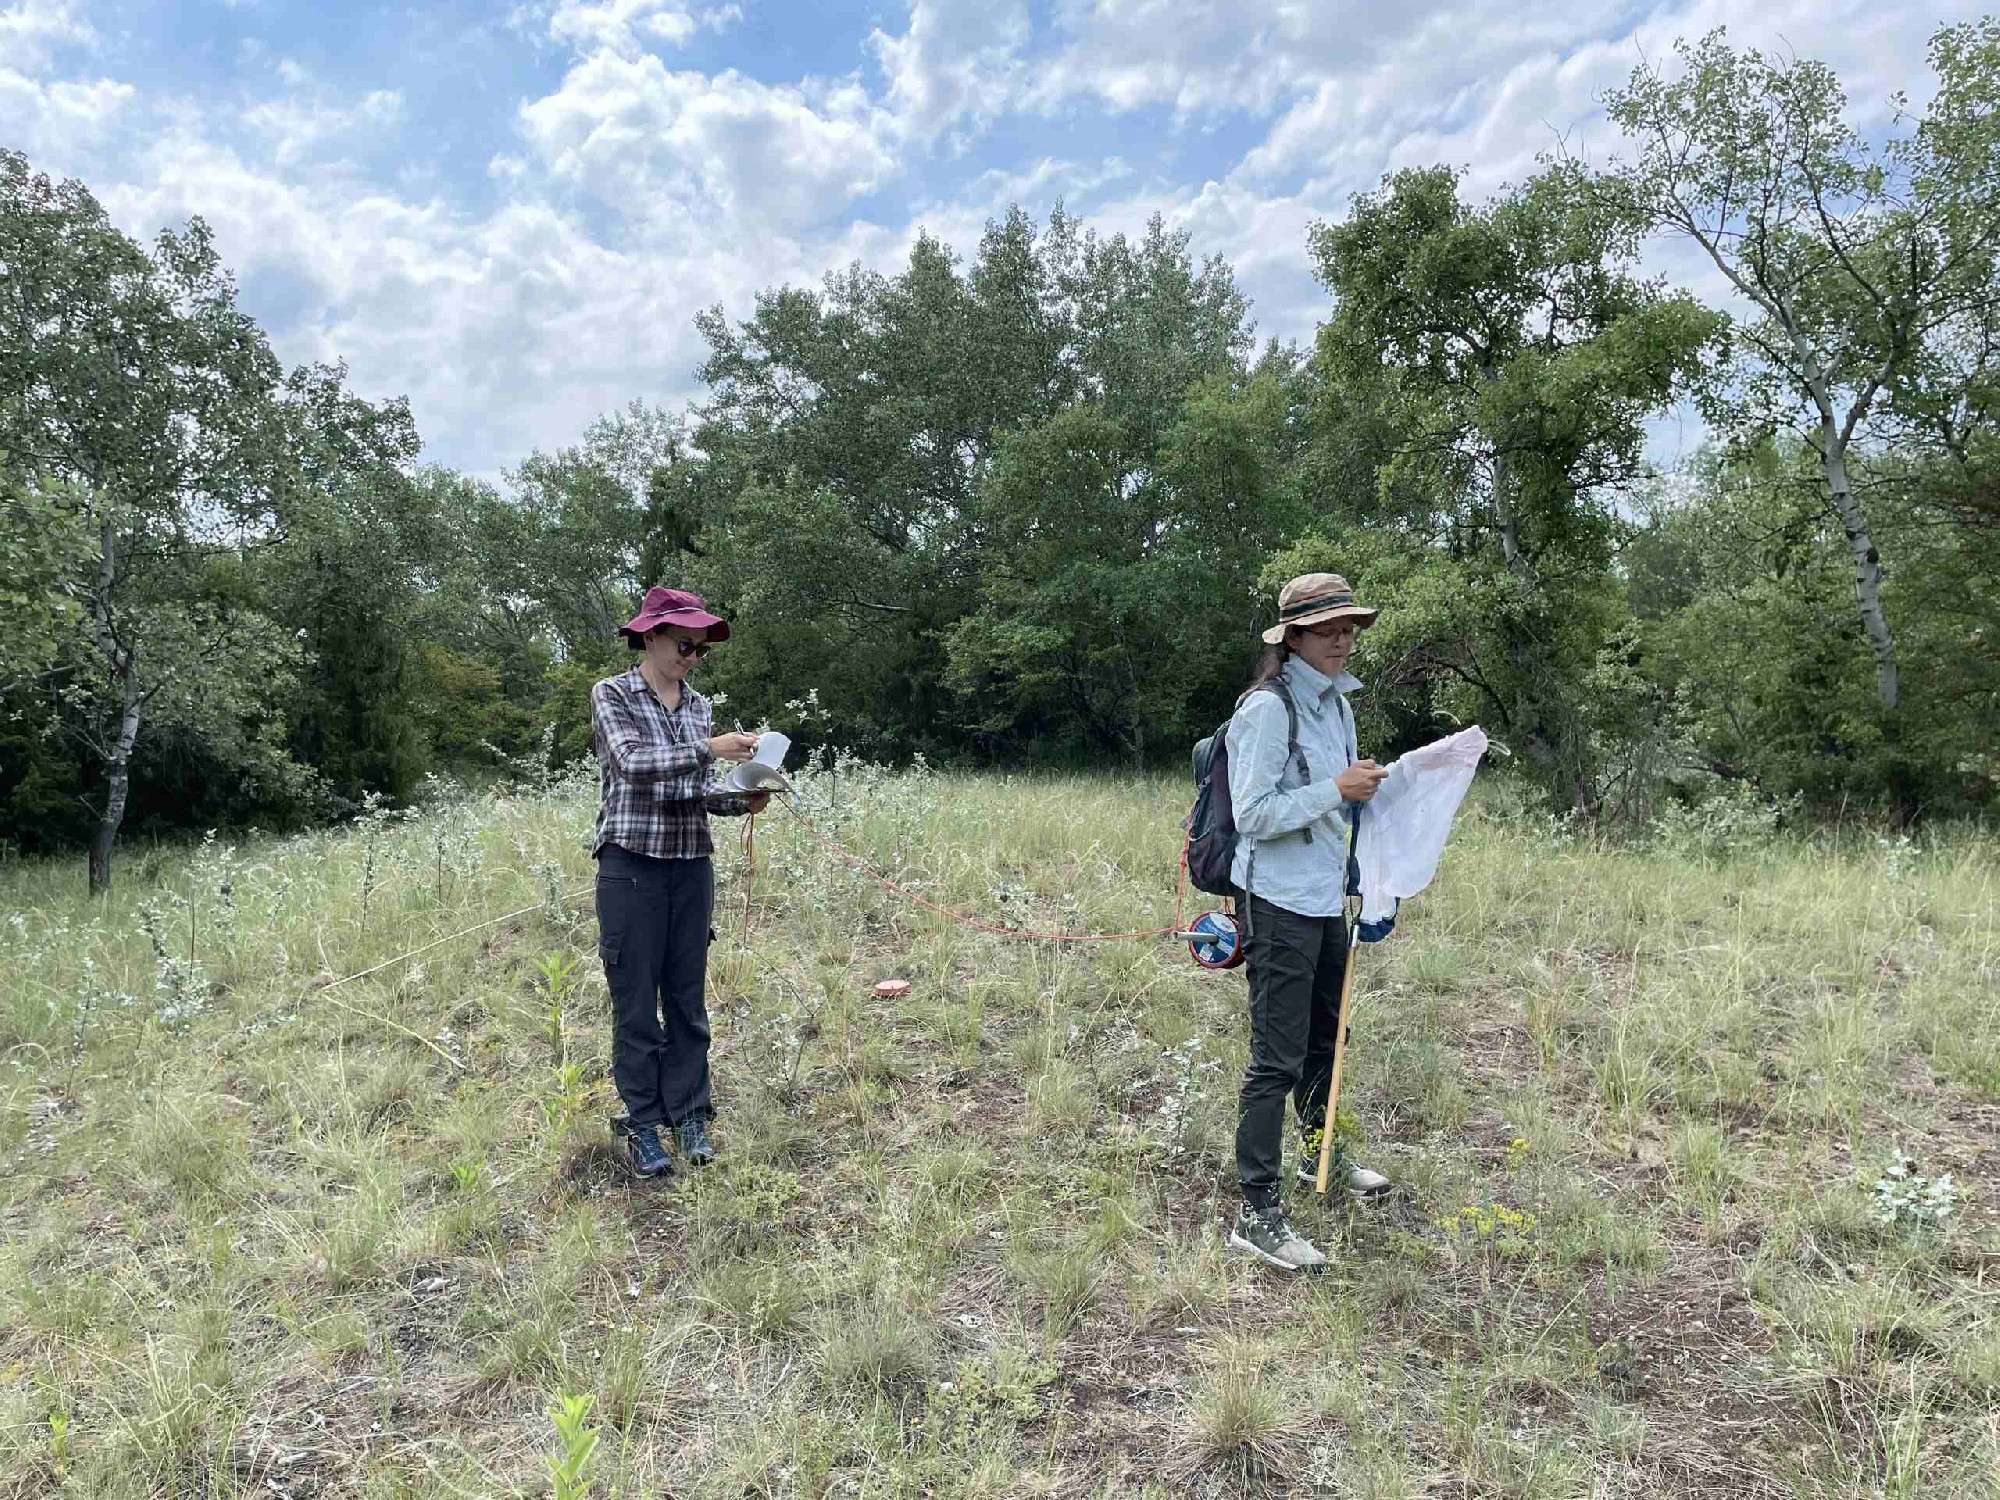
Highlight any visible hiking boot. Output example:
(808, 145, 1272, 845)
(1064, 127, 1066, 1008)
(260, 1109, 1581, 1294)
(672, 1114, 716, 1167)
(621, 1122, 673, 1179)
(1297, 1159, 1392, 1196)
(1226, 1203, 1327, 1273)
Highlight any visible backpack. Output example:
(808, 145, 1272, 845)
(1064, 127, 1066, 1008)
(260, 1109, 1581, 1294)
(1185, 678, 1311, 897)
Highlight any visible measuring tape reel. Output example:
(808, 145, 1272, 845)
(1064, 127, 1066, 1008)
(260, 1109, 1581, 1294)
(1184, 909, 1244, 969)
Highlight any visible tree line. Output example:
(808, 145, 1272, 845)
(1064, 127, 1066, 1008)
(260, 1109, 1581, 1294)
(3, 23, 1996, 891)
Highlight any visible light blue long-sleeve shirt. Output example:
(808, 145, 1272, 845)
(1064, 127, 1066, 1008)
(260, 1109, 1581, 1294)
(1225, 655, 1361, 917)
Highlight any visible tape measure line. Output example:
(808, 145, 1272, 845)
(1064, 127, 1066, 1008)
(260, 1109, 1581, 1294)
(313, 791, 1198, 1004)
(313, 885, 595, 997)
(775, 798, 1189, 945)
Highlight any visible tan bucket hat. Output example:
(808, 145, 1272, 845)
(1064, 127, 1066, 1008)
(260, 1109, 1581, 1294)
(1261, 572, 1379, 645)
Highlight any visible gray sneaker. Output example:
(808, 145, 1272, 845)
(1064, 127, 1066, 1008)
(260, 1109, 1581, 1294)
(1226, 1204, 1327, 1273)
(1297, 1159, 1392, 1197)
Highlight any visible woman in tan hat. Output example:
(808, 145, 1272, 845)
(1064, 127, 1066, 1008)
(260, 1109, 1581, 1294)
(1222, 573, 1392, 1272)
(590, 586, 769, 1180)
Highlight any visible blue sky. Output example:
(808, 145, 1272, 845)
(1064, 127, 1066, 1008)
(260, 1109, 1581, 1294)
(4, 0, 1980, 476)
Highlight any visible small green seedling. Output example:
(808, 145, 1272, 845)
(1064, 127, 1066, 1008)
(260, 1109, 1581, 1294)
(546, 1390, 600, 1500)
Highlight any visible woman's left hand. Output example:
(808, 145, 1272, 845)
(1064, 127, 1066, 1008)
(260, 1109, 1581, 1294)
(740, 791, 772, 813)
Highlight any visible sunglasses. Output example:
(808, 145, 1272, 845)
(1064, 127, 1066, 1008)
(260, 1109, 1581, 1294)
(652, 632, 712, 658)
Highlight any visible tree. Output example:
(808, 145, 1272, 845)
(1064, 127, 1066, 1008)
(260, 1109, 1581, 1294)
(405, 403, 686, 690)
(946, 373, 1301, 761)
(1309, 163, 1719, 811)
(1601, 21, 2000, 720)
(687, 218, 1063, 753)
(277, 472, 433, 807)
(688, 205, 1277, 758)
(1627, 441, 1999, 814)
(0, 151, 415, 889)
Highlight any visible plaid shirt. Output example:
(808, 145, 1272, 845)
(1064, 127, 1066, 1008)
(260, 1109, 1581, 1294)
(590, 666, 753, 860)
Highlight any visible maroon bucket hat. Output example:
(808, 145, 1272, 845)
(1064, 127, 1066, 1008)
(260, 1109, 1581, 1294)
(621, 586, 730, 648)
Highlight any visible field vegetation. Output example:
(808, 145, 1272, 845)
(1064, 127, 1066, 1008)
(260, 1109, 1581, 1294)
(2, 761, 1995, 1498)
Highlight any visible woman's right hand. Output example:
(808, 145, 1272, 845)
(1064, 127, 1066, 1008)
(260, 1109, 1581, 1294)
(1336, 759, 1389, 803)
(708, 731, 759, 763)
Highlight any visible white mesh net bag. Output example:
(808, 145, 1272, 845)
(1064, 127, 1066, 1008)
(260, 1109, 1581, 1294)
(1354, 726, 1488, 940)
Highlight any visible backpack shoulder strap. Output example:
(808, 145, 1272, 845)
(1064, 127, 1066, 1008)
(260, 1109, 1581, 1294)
(1254, 678, 1310, 786)
(1251, 677, 1314, 845)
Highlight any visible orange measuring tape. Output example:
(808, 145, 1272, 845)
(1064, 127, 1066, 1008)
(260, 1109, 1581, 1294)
(734, 799, 1190, 944)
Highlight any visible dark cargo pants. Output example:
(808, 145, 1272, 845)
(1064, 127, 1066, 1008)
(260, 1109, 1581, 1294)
(1235, 890, 1349, 1210)
(595, 843, 715, 1129)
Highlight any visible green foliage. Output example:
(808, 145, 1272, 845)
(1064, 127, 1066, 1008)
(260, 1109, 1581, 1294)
(687, 208, 1279, 760)
(920, 1350, 1058, 1452)
(1628, 442, 1997, 815)
(1871, 1150, 1961, 1233)
(408, 642, 541, 772)
(1310, 161, 1720, 813)
(0, 462, 94, 694)
(1602, 19, 2000, 744)
(0, 149, 414, 885)
(276, 465, 436, 808)
(947, 373, 1302, 762)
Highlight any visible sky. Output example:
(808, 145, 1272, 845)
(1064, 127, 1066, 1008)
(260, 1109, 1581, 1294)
(3, 0, 1983, 478)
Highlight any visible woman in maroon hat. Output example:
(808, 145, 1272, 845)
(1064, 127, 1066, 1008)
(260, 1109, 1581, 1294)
(590, 586, 768, 1179)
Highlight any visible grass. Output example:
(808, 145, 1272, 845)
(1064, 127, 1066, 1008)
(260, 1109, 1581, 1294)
(1, 755, 1997, 1497)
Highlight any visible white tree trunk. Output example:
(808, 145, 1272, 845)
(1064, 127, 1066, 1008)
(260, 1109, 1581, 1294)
(1817, 421, 1899, 711)
(85, 516, 144, 896)
(87, 658, 142, 896)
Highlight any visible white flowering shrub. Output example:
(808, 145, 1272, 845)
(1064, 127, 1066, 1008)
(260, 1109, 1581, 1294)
(737, 1001, 817, 1109)
(1872, 1149, 1960, 1233)
(1873, 831, 1918, 884)
(135, 898, 209, 1030)
(187, 829, 244, 970)
(1650, 782, 1800, 858)
(1153, 1037, 1225, 1159)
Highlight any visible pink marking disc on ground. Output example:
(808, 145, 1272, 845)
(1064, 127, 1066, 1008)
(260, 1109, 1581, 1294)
(873, 979, 912, 998)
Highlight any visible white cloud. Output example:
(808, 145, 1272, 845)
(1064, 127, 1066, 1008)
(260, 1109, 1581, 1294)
(0, 0, 92, 72)
(1025, 0, 1520, 120)
(518, 52, 898, 231)
(866, 1, 1031, 143)
(68, 94, 892, 478)
(0, 69, 132, 157)
(545, 0, 739, 57)
(240, 88, 405, 168)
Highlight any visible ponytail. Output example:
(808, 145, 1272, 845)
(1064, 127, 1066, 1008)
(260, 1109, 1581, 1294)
(1238, 639, 1289, 705)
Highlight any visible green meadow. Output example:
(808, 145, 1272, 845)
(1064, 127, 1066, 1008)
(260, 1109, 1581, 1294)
(1, 760, 1996, 1498)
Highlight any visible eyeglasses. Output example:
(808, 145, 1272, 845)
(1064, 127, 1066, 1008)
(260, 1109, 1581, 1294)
(653, 632, 712, 658)
(1298, 620, 1358, 638)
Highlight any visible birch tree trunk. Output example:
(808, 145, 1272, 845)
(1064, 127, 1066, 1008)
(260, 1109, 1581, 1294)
(85, 516, 143, 896)
(87, 655, 143, 896)
(1816, 424, 1899, 711)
